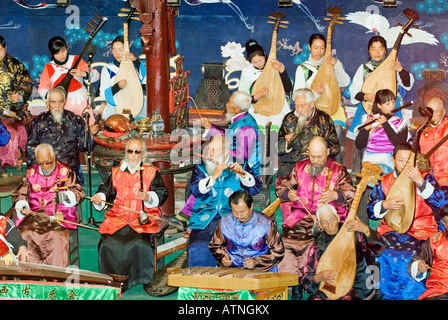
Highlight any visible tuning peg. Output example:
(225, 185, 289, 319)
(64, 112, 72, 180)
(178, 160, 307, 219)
(267, 20, 275, 24)
(121, 8, 131, 12)
(335, 21, 344, 25)
(338, 17, 346, 20)
(268, 16, 276, 20)
(85, 27, 93, 34)
(95, 14, 102, 21)
(411, 24, 420, 29)
(324, 17, 331, 21)
(326, 13, 334, 17)
(282, 20, 290, 24)
(279, 25, 288, 29)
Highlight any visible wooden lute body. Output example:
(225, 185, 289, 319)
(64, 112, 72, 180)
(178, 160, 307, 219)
(361, 9, 419, 115)
(252, 11, 288, 117)
(309, 6, 345, 116)
(384, 107, 433, 233)
(113, 9, 144, 117)
(315, 161, 383, 300)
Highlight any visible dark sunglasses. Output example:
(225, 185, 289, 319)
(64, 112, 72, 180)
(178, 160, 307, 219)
(127, 149, 142, 154)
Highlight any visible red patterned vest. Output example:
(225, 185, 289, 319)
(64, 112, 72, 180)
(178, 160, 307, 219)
(99, 164, 162, 235)
(283, 158, 348, 228)
(419, 231, 448, 300)
(0, 216, 10, 256)
(419, 116, 448, 186)
(377, 171, 437, 240)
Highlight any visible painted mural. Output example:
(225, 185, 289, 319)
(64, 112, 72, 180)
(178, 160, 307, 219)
(0, 0, 447, 118)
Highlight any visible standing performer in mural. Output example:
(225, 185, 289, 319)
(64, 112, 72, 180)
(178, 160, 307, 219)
(0, 35, 33, 174)
(275, 136, 354, 300)
(238, 39, 293, 130)
(346, 35, 414, 153)
(418, 95, 448, 186)
(293, 33, 350, 165)
(99, 35, 147, 121)
(12, 143, 85, 267)
(90, 136, 168, 293)
(37, 36, 99, 126)
(367, 143, 444, 300)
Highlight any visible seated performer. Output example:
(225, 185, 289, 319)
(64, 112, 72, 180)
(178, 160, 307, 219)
(209, 190, 284, 272)
(12, 143, 85, 267)
(99, 35, 146, 120)
(187, 134, 262, 267)
(275, 136, 354, 300)
(0, 35, 33, 174)
(90, 136, 168, 293)
(367, 142, 444, 300)
(409, 206, 448, 300)
(301, 204, 385, 300)
(0, 215, 31, 262)
(355, 89, 409, 175)
(238, 39, 293, 130)
(26, 87, 88, 184)
(37, 36, 99, 125)
(418, 95, 448, 186)
(277, 88, 340, 177)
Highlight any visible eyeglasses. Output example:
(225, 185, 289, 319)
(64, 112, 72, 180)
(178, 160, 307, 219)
(126, 149, 143, 154)
(37, 160, 54, 166)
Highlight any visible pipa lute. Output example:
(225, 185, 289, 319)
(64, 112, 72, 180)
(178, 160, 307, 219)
(251, 11, 289, 117)
(113, 8, 144, 117)
(384, 107, 433, 233)
(361, 8, 419, 115)
(315, 161, 383, 299)
(309, 6, 345, 116)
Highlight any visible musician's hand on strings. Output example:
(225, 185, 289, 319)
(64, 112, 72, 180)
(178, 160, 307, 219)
(200, 118, 212, 129)
(314, 83, 324, 95)
(324, 55, 337, 66)
(417, 260, 430, 274)
(69, 68, 87, 78)
(244, 258, 255, 270)
(123, 52, 137, 61)
(344, 218, 370, 236)
(9, 92, 21, 104)
(382, 196, 404, 210)
(403, 165, 424, 185)
(253, 87, 269, 102)
(90, 194, 103, 205)
(364, 93, 375, 103)
(270, 59, 285, 73)
(136, 190, 149, 202)
(21, 208, 33, 216)
(388, 59, 404, 72)
(315, 270, 337, 284)
(90, 124, 99, 135)
(118, 79, 127, 89)
(221, 254, 233, 267)
(17, 246, 31, 262)
(284, 133, 294, 143)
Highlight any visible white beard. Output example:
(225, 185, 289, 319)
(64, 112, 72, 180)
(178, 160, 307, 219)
(52, 112, 63, 124)
(225, 112, 235, 123)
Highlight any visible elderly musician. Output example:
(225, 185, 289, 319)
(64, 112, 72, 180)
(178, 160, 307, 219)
(209, 190, 284, 272)
(0, 35, 33, 175)
(277, 88, 340, 178)
(418, 95, 448, 186)
(275, 135, 354, 300)
(301, 204, 385, 300)
(12, 143, 85, 267)
(90, 136, 168, 293)
(367, 143, 445, 300)
(187, 134, 262, 268)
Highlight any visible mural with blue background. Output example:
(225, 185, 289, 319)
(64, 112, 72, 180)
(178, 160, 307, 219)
(1, 0, 447, 117)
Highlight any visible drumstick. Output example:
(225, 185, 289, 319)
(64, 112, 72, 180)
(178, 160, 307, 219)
(188, 96, 203, 120)
(195, 153, 246, 176)
(411, 257, 448, 280)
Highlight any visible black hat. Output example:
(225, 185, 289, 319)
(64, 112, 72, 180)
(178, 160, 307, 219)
(245, 39, 266, 62)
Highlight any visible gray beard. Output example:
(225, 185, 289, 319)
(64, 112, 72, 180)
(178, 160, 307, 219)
(295, 114, 307, 132)
(52, 112, 63, 124)
(225, 112, 235, 123)
(205, 161, 218, 176)
(310, 165, 325, 177)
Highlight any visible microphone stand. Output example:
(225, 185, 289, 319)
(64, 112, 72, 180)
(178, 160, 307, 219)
(84, 51, 100, 227)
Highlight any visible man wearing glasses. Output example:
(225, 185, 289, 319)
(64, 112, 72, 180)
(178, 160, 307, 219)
(90, 136, 168, 293)
(12, 143, 85, 267)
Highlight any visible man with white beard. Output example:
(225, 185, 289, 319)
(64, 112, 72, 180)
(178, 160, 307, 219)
(187, 134, 262, 267)
(90, 136, 168, 293)
(275, 136, 354, 299)
(277, 88, 340, 178)
(26, 87, 88, 184)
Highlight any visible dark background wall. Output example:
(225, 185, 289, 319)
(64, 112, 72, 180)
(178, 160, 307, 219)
(1, 0, 447, 115)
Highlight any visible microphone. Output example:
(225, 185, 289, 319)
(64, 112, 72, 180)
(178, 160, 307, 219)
(88, 44, 97, 60)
